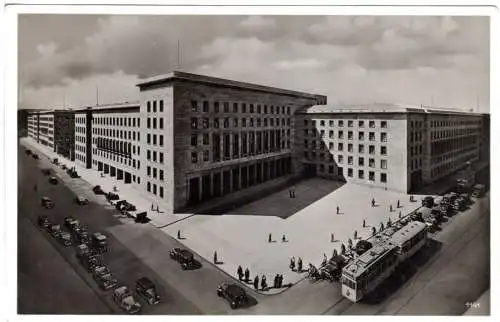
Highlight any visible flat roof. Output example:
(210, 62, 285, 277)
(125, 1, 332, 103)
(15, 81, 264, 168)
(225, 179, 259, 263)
(389, 221, 427, 246)
(136, 70, 327, 102)
(299, 103, 485, 116)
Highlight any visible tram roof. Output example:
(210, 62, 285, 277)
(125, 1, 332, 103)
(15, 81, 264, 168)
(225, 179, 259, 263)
(342, 244, 396, 278)
(389, 221, 427, 246)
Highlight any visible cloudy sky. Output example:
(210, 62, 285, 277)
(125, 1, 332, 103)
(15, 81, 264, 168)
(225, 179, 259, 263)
(18, 15, 490, 112)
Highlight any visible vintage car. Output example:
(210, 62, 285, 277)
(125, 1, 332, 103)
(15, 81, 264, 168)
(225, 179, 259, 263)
(216, 282, 248, 309)
(25, 149, 32, 155)
(76, 243, 90, 259)
(116, 200, 136, 212)
(58, 231, 72, 246)
(41, 197, 55, 209)
(421, 196, 434, 208)
(92, 185, 105, 195)
(320, 255, 346, 282)
(37, 215, 50, 228)
(92, 265, 111, 279)
(48, 224, 62, 238)
(106, 192, 120, 201)
(113, 286, 142, 314)
(81, 253, 104, 272)
(136, 277, 160, 305)
(91, 232, 108, 252)
(68, 169, 81, 178)
(75, 195, 89, 205)
(472, 184, 486, 198)
(95, 273, 118, 291)
(52, 158, 59, 164)
(169, 248, 195, 270)
(48, 176, 58, 185)
(64, 216, 77, 229)
(32, 153, 39, 159)
(73, 227, 90, 244)
(135, 212, 149, 224)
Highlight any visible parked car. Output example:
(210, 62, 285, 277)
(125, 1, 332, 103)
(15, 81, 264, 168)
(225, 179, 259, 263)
(81, 253, 104, 272)
(52, 158, 59, 164)
(37, 215, 50, 228)
(32, 154, 39, 159)
(320, 255, 346, 282)
(421, 196, 434, 208)
(106, 192, 120, 201)
(25, 149, 32, 155)
(135, 212, 149, 224)
(216, 282, 248, 309)
(48, 224, 62, 238)
(95, 273, 119, 291)
(61, 164, 68, 170)
(169, 248, 195, 270)
(135, 277, 160, 305)
(472, 184, 486, 198)
(41, 196, 55, 209)
(41, 168, 51, 175)
(92, 265, 111, 279)
(116, 200, 136, 212)
(48, 176, 58, 185)
(73, 227, 90, 244)
(75, 195, 89, 205)
(67, 218, 81, 232)
(113, 286, 142, 314)
(76, 244, 90, 259)
(91, 232, 108, 252)
(58, 231, 72, 246)
(64, 216, 77, 229)
(93, 185, 105, 195)
(67, 169, 81, 178)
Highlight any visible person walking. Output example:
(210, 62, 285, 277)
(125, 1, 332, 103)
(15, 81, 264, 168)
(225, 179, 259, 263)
(279, 274, 283, 288)
(282, 234, 286, 242)
(363, 219, 366, 228)
(397, 200, 400, 208)
(244, 268, 250, 282)
(261, 275, 267, 291)
(297, 257, 303, 272)
(292, 187, 296, 198)
(289, 189, 292, 198)
(371, 198, 375, 207)
(331, 233, 335, 242)
(336, 206, 340, 214)
(151, 203, 154, 211)
(389, 204, 393, 212)
(237, 265, 243, 280)
(273, 274, 278, 288)
(177, 229, 181, 239)
(268, 233, 272, 243)
(253, 276, 259, 290)
(213, 251, 218, 264)
(290, 257, 296, 271)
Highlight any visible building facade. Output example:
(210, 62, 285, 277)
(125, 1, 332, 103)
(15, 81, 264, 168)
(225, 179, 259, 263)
(297, 103, 485, 193)
(54, 110, 75, 160)
(27, 113, 39, 142)
(136, 71, 327, 213)
(38, 111, 55, 150)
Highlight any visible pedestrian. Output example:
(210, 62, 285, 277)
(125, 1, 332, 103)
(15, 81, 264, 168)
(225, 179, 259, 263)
(341, 243, 346, 254)
(273, 274, 278, 288)
(331, 233, 335, 242)
(363, 219, 366, 228)
(389, 204, 393, 212)
(292, 188, 296, 198)
(371, 198, 375, 207)
(278, 274, 283, 288)
(261, 275, 267, 291)
(399, 211, 402, 218)
(253, 276, 259, 290)
(177, 229, 181, 239)
(290, 257, 296, 271)
(213, 251, 218, 264)
(282, 234, 286, 242)
(354, 230, 358, 239)
(372, 227, 376, 235)
(244, 268, 250, 282)
(289, 189, 292, 198)
(333, 249, 338, 257)
(297, 257, 303, 272)
(268, 233, 272, 243)
(336, 206, 340, 214)
(151, 203, 154, 211)
(397, 200, 400, 208)
(237, 265, 243, 280)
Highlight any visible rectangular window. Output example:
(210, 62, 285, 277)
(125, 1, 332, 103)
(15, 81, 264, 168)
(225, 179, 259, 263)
(159, 100, 164, 112)
(338, 142, 343, 151)
(233, 103, 238, 113)
(159, 153, 164, 164)
(348, 156, 353, 165)
(203, 133, 209, 145)
(147, 118, 151, 129)
(338, 155, 343, 163)
(348, 120, 353, 127)
(381, 159, 387, 169)
(381, 121, 387, 128)
(369, 132, 375, 141)
(159, 135, 163, 146)
(191, 100, 198, 112)
(224, 102, 229, 113)
(381, 146, 387, 155)
(369, 158, 375, 168)
(203, 150, 209, 161)
(359, 144, 364, 153)
(191, 152, 198, 163)
(191, 134, 198, 147)
(147, 134, 151, 144)
(153, 134, 157, 146)
(381, 132, 387, 142)
(359, 132, 364, 140)
(339, 131, 344, 139)
(329, 142, 334, 150)
(348, 168, 353, 177)
(359, 157, 364, 166)
(153, 101, 157, 113)
(369, 121, 375, 128)
(203, 101, 209, 113)
(338, 120, 343, 127)
(191, 118, 198, 129)
(147, 101, 151, 112)
(153, 118, 157, 129)
(203, 118, 209, 129)
(381, 173, 387, 183)
(369, 145, 375, 154)
(214, 102, 220, 113)
(147, 166, 151, 176)
(147, 150, 151, 160)
(348, 131, 353, 140)
(359, 169, 364, 179)
(153, 168, 157, 179)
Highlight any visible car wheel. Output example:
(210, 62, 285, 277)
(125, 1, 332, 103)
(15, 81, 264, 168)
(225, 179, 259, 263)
(217, 290, 222, 297)
(230, 301, 237, 309)
(181, 264, 187, 270)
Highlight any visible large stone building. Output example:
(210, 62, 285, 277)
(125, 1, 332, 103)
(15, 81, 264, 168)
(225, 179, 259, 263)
(23, 71, 489, 213)
(297, 103, 486, 192)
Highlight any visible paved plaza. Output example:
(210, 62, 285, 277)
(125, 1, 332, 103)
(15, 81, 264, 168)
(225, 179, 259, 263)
(161, 178, 426, 293)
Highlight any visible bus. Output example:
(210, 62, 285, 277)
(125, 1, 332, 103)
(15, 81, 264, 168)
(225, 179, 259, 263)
(341, 244, 399, 303)
(389, 221, 428, 262)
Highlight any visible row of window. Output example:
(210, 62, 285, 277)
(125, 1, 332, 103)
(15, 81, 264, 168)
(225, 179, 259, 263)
(146, 133, 164, 146)
(91, 160, 141, 184)
(93, 116, 140, 127)
(410, 131, 423, 142)
(191, 100, 292, 115)
(431, 128, 479, 140)
(305, 119, 388, 129)
(147, 181, 164, 198)
(305, 141, 388, 155)
(146, 100, 164, 113)
(315, 163, 388, 183)
(76, 126, 86, 134)
(410, 145, 423, 157)
(190, 116, 291, 130)
(146, 166, 165, 181)
(76, 116, 86, 124)
(75, 154, 85, 163)
(146, 149, 165, 164)
(304, 130, 387, 142)
(93, 127, 140, 141)
(430, 119, 480, 127)
(95, 149, 140, 169)
(305, 152, 388, 169)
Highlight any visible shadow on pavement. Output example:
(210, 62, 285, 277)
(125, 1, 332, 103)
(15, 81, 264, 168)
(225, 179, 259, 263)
(362, 238, 443, 304)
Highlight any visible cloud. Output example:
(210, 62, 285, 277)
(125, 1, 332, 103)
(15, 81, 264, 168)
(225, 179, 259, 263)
(240, 15, 276, 29)
(18, 15, 490, 112)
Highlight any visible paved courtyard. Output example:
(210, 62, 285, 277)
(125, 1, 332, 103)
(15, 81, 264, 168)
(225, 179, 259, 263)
(162, 178, 425, 293)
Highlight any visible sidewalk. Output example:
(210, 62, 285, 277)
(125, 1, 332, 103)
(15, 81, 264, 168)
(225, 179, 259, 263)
(21, 137, 192, 226)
